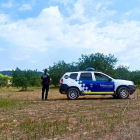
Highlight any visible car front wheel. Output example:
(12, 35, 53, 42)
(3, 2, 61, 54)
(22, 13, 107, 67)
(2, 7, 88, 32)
(67, 88, 79, 100)
(117, 87, 130, 99)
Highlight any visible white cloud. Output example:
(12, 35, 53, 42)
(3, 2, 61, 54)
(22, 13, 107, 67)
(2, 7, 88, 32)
(64, 0, 116, 29)
(0, 14, 10, 24)
(0, 6, 63, 58)
(19, 4, 32, 11)
(74, 0, 84, 15)
(124, 7, 140, 16)
(1, 1, 14, 8)
(0, 1, 140, 67)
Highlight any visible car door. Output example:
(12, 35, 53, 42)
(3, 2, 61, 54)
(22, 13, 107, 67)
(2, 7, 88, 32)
(78, 72, 93, 93)
(92, 73, 115, 94)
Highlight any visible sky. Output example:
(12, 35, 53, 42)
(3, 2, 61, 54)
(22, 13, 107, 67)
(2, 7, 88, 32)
(0, 0, 140, 72)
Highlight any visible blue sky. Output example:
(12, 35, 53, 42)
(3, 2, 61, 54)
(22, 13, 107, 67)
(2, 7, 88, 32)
(0, 0, 140, 72)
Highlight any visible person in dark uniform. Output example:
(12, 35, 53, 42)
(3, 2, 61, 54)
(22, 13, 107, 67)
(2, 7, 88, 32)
(40, 69, 52, 100)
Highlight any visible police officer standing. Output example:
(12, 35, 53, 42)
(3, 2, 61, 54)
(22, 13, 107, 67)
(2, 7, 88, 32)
(40, 69, 52, 100)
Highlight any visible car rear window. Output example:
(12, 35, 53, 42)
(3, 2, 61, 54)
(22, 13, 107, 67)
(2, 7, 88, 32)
(79, 73, 92, 81)
(70, 73, 78, 80)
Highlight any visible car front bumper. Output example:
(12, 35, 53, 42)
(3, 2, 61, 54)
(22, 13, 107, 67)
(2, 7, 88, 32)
(128, 85, 136, 95)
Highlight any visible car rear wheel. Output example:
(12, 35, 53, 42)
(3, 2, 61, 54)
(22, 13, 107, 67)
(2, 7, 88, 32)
(67, 88, 79, 100)
(117, 87, 129, 99)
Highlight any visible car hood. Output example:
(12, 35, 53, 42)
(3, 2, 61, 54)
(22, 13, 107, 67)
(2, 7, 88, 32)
(113, 79, 134, 85)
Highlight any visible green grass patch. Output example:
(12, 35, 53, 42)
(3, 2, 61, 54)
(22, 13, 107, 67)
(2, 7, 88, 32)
(49, 86, 59, 89)
(19, 117, 71, 139)
(0, 99, 33, 110)
(0, 99, 18, 108)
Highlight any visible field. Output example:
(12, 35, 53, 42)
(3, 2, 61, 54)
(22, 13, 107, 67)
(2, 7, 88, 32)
(0, 87, 140, 140)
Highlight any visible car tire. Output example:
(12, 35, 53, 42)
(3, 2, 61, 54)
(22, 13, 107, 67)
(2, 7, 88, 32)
(67, 88, 79, 100)
(117, 87, 130, 99)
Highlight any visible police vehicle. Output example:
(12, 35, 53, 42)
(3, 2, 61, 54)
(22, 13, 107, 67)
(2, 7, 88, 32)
(59, 67, 136, 100)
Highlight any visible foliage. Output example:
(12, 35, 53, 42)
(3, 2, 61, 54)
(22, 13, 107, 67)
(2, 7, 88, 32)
(2, 53, 140, 88)
(48, 53, 118, 86)
(112, 66, 140, 84)
(113, 65, 130, 80)
(130, 70, 140, 85)
(0, 74, 12, 87)
(0, 71, 13, 76)
(78, 53, 117, 75)
(48, 61, 78, 86)
(12, 68, 41, 90)
(48, 53, 140, 86)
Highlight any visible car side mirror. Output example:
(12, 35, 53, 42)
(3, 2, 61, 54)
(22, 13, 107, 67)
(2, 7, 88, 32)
(108, 78, 112, 82)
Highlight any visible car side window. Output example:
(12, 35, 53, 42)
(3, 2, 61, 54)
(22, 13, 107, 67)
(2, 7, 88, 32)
(79, 73, 92, 81)
(70, 73, 78, 80)
(94, 73, 110, 81)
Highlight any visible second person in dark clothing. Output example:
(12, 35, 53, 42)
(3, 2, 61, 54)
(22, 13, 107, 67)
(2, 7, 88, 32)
(40, 69, 52, 100)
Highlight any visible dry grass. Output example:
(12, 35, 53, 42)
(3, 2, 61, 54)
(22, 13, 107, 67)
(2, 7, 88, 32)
(0, 87, 140, 140)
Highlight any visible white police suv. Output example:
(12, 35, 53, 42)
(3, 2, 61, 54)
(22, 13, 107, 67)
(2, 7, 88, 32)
(59, 68, 136, 100)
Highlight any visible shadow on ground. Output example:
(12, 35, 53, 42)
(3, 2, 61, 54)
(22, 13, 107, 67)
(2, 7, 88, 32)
(47, 97, 128, 101)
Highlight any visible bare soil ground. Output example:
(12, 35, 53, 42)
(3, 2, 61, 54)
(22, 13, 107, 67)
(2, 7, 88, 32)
(0, 87, 140, 140)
